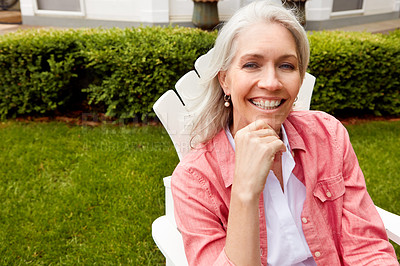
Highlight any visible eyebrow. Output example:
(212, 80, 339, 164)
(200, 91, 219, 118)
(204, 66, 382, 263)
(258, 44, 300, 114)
(240, 53, 298, 61)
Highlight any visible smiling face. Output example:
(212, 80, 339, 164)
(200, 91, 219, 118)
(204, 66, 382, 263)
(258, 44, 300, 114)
(218, 22, 302, 136)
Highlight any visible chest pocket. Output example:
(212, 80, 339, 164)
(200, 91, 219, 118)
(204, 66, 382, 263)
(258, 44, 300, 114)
(313, 174, 345, 202)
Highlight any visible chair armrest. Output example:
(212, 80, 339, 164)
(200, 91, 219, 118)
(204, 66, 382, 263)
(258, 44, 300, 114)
(163, 176, 177, 227)
(375, 205, 400, 245)
(152, 215, 188, 266)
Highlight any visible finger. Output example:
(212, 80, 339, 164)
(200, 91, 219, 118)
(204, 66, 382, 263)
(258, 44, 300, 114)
(245, 119, 271, 132)
(266, 139, 287, 161)
(253, 128, 279, 138)
(274, 138, 287, 153)
(264, 137, 286, 150)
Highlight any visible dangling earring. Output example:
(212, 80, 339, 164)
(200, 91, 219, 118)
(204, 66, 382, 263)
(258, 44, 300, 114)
(224, 94, 231, 108)
(293, 96, 299, 108)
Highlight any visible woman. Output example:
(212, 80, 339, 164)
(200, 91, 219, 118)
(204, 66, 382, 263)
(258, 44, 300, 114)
(171, 1, 398, 265)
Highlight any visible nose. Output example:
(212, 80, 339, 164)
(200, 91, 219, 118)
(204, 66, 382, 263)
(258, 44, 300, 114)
(257, 67, 281, 91)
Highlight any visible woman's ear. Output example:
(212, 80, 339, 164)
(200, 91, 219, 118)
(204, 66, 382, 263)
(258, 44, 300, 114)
(218, 71, 230, 95)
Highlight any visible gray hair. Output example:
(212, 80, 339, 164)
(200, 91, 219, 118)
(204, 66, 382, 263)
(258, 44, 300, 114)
(190, 0, 310, 146)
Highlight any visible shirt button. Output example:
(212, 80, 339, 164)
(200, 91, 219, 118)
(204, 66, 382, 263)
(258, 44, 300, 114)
(301, 217, 308, 224)
(260, 249, 264, 256)
(315, 251, 321, 258)
(326, 191, 332, 198)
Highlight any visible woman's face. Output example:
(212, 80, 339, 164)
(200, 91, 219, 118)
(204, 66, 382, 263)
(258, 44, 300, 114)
(218, 22, 302, 136)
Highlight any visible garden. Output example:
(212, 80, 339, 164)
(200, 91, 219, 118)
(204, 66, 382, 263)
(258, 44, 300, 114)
(0, 26, 399, 264)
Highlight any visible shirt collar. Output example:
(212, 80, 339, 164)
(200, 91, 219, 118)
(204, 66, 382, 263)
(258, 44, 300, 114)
(281, 125, 296, 189)
(280, 124, 291, 153)
(283, 116, 306, 152)
(212, 129, 235, 188)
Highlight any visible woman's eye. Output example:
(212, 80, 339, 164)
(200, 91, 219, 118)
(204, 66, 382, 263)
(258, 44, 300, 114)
(280, 63, 295, 70)
(243, 62, 258, 69)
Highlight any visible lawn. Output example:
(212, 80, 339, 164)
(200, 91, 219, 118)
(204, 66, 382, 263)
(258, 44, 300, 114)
(0, 119, 399, 264)
(0, 121, 179, 264)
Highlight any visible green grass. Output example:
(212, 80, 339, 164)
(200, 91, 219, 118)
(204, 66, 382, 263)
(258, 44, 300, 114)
(0, 119, 398, 264)
(0, 121, 179, 264)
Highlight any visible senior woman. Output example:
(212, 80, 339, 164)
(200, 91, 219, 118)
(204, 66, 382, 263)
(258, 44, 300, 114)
(171, 1, 398, 265)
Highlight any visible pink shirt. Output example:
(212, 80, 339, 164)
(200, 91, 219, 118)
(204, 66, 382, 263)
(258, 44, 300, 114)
(172, 111, 398, 266)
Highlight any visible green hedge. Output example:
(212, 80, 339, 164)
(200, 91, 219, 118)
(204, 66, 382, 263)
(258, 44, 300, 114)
(0, 27, 399, 120)
(0, 30, 83, 118)
(0, 27, 216, 120)
(81, 27, 216, 119)
(308, 30, 400, 116)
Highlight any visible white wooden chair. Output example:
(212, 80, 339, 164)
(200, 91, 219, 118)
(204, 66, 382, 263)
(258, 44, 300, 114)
(151, 49, 400, 266)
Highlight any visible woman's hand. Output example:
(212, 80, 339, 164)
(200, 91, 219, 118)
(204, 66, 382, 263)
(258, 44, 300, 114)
(232, 120, 286, 201)
(225, 120, 286, 264)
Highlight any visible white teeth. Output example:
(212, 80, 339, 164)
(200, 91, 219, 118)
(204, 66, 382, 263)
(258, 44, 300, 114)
(251, 99, 281, 110)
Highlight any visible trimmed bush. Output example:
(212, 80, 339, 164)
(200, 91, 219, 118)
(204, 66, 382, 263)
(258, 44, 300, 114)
(81, 27, 216, 119)
(0, 27, 399, 120)
(0, 30, 83, 118)
(308, 30, 400, 116)
(0, 27, 216, 120)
